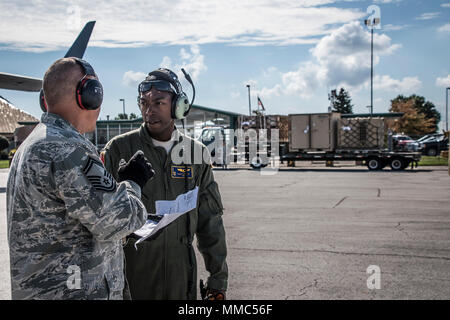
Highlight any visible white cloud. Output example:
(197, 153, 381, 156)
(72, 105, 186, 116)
(0, 0, 366, 52)
(262, 66, 278, 78)
(255, 84, 283, 99)
(122, 70, 146, 87)
(241, 21, 402, 99)
(438, 23, 450, 33)
(436, 75, 450, 88)
(374, 0, 402, 3)
(160, 56, 173, 69)
(415, 12, 441, 20)
(441, 3, 450, 8)
(243, 78, 283, 99)
(124, 44, 206, 92)
(174, 44, 207, 82)
(180, 48, 192, 60)
(373, 75, 422, 93)
(310, 21, 400, 88)
(383, 24, 410, 31)
(281, 62, 324, 98)
(123, 45, 206, 88)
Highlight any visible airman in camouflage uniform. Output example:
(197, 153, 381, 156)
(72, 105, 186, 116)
(6, 58, 151, 300)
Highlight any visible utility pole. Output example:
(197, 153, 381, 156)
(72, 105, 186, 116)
(246, 85, 252, 116)
(446, 87, 449, 132)
(364, 17, 380, 117)
(371, 27, 373, 117)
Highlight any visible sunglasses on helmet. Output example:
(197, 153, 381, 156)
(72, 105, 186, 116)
(138, 79, 177, 94)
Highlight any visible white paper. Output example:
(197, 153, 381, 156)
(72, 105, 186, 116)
(133, 186, 199, 248)
(155, 186, 199, 215)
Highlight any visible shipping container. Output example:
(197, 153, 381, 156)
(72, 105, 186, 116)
(289, 112, 340, 152)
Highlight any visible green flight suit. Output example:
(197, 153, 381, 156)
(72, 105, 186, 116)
(102, 124, 228, 300)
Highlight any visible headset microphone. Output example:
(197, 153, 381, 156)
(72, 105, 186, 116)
(181, 68, 196, 111)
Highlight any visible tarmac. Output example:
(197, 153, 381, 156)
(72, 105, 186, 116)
(1, 162, 450, 299)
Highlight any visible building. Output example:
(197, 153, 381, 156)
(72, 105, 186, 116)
(0, 97, 38, 149)
(18, 104, 244, 150)
(91, 104, 243, 149)
(185, 104, 242, 130)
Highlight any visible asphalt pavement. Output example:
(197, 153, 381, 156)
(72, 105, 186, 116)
(1, 162, 450, 299)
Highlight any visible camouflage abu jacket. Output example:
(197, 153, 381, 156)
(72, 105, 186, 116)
(6, 113, 147, 300)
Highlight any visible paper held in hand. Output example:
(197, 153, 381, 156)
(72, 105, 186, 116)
(133, 186, 199, 248)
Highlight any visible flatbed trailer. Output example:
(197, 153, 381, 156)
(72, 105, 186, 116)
(203, 113, 423, 171)
(280, 149, 422, 171)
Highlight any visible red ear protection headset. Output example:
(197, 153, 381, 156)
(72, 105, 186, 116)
(40, 58, 103, 112)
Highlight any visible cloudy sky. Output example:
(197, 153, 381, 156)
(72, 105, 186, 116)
(0, 0, 449, 130)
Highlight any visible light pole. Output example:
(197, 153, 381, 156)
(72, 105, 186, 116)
(246, 85, 252, 116)
(119, 98, 126, 117)
(365, 17, 380, 117)
(446, 87, 449, 132)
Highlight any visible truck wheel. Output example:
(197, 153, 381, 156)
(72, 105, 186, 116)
(366, 157, 382, 170)
(427, 148, 437, 157)
(250, 156, 268, 169)
(390, 158, 405, 171)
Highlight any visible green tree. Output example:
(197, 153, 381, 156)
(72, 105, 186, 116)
(129, 113, 138, 120)
(0, 135, 9, 151)
(332, 88, 353, 114)
(391, 94, 440, 132)
(115, 113, 128, 120)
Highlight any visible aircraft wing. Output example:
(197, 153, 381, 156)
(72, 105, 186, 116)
(0, 21, 95, 92)
(0, 73, 42, 92)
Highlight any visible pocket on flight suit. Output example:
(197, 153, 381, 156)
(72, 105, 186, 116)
(205, 181, 224, 215)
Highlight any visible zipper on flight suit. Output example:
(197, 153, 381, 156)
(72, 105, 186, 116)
(163, 146, 172, 299)
(152, 145, 170, 299)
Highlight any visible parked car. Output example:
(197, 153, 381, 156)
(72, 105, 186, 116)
(199, 126, 227, 167)
(420, 134, 449, 156)
(416, 133, 442, 143)
(392, 134, 420, 152)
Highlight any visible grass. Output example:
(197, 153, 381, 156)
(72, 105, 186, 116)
(0, 160, 9, 169)
(418, 156, 449, 166)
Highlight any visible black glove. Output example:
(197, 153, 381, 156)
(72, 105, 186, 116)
(117, 150, 155, 189)
(205, 288, 226, 300)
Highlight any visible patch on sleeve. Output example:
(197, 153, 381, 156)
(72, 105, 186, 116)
(171, 165, 193, 179)
(83, 156, 117, 192)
